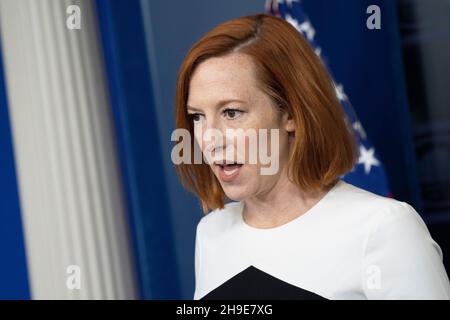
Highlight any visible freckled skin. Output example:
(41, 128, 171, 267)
(188, 53, 292, 197)
(187, 53, 323, 228)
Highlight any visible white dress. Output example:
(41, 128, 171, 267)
(193, 179, 450, 300)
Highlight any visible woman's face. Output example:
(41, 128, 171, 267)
(187, 53, 295, 201)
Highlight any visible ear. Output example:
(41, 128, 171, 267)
(282, 110, 295, 133)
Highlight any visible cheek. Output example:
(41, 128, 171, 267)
(193, 124, 204, 149)
(241, 164, 273, 194)
(227, 129, 280, 166)
(228, 131, 257, 164)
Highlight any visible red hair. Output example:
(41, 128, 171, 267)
(174, 14, 358, 213)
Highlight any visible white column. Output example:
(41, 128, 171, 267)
(0, 0, 137, 299)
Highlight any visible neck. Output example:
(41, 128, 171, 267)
(242, 170, 333, 229)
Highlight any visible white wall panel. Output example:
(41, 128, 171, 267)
(0, 0, 137, 299)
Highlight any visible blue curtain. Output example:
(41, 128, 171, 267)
(95, 0, 180, 299)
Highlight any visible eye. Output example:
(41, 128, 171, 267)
(222, 108, 242, 120)
(187, 113, 203, 123)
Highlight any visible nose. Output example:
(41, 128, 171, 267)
(201, 115, 227, 162)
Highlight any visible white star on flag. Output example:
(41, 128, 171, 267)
(334, 83, 348, 101)
(358, 145, 380, 174)
(314, 47, 322, 57)
(285, 15, 315, 41)
(285, 14, 301, 32)
(299, 20, 315, 41)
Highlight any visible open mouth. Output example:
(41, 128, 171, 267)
(214, 161, 244, 181)
(218, 163, 242, 175)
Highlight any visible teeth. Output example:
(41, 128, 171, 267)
(223, 167, 239, 175)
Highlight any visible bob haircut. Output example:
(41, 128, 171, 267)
(174, 14, 358, 213)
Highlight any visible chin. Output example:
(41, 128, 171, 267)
(222, 185, 251, 202)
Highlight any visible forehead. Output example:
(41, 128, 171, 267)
(188, 53, 259, 105)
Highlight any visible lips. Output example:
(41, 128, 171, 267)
(214, 162, 243, 183)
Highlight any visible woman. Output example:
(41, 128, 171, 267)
(174, 14, 450, 299)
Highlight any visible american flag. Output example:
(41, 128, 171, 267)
(266, 0, 391, 197)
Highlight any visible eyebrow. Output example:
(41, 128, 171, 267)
(186, 99, 246, 112)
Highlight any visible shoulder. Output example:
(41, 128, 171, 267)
(327, 181, 435, 250)
(336, 182, 450, 298)
(346, 188, 450, 299)
(334, 180, 421, 224)
(335, 182, 441, 264)
(196, 201, 243, 238)
(363, 196, 435, 254)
